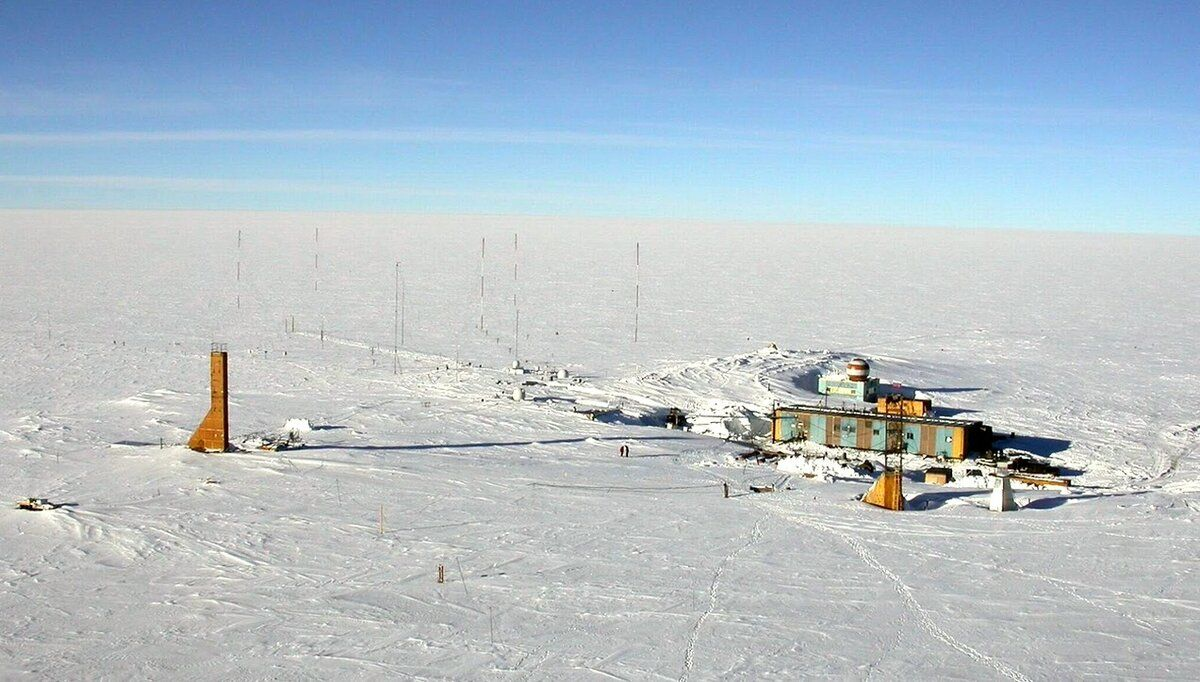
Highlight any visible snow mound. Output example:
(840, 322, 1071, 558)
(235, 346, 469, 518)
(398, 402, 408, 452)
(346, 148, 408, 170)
(282, 418, 313, 434)
(777, 454, 868, 482)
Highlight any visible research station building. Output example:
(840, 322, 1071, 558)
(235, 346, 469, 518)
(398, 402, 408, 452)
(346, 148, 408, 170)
(771, 404, 994, 460)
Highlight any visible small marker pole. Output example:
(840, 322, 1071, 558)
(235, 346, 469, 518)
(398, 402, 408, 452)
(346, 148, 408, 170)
(379, 504, 384, 535)
(723, 482, 730, 499)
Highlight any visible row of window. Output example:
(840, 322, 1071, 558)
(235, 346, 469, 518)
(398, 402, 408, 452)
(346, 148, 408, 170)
(786, 417, 957, 445)
(843, 424, 953, 443)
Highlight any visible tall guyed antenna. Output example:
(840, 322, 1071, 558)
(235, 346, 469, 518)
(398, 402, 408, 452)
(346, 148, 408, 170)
(393, 261, 400, 375)
(634, 241, 641, 342)
(315, 227, 323, 348)
(236, 228, 242, 309)
(479, 236, 486, 332)
(513, 233, 519, 360)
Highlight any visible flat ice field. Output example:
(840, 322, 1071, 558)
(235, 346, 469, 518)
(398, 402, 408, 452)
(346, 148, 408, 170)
(1, 210, 1198, 679)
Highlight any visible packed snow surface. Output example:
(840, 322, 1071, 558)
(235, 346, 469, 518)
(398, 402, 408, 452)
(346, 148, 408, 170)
(1, 210, 1198, 679)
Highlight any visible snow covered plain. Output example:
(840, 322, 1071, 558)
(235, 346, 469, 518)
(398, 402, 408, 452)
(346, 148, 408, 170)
(1, 209, 1198, 679)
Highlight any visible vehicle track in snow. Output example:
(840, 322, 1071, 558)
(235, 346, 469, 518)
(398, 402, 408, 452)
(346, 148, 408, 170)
(679, 514, 766, 682)
(862, 534, 1181, 641)
(759, 500, 1032, 682)
(1142, 423, 1200, 492)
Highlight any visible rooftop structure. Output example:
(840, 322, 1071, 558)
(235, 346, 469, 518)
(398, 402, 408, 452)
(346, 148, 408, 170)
(818, 358, 879, 402)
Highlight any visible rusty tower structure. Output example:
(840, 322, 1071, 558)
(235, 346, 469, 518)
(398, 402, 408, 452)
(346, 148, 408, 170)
(188, 343, 229, 452)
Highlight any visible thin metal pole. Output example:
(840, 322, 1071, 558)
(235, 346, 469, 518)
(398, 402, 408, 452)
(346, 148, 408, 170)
(393, 261, 399, 374)
(513, 232, 519, 360)
(479, 237, 486, 332)
(634, 241, 640, 342)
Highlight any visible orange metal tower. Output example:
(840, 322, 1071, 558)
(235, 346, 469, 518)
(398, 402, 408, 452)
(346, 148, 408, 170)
(188, 344, 229, 452)
(862, 469, 905, 511)
(863, 398, 906, 511)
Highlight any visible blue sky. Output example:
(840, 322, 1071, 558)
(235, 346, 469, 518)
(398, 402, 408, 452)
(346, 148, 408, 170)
(0, 1, 1197, 233)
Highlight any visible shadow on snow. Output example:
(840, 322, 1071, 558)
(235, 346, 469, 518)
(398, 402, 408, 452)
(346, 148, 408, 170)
(304, 434, 693, 452)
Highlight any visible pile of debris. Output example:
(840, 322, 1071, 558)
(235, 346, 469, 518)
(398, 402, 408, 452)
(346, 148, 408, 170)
(15, 498, 55, 511)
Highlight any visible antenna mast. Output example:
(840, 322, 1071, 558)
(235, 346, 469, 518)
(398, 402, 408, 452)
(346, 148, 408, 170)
(393, 261, 400, 374)
(315, 227, 323, 347)
(479, 237, 486, 332)
(513, 233, 519, 360)
(634, 241, 641, 342)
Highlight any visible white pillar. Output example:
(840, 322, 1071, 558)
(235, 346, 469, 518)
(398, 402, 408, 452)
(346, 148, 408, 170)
(990, 468, 1018, 512)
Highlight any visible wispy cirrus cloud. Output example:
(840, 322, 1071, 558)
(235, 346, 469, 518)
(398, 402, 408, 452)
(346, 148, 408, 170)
(0, 126, 779, 149)
(0, 125, 1193, 160)
(721, 77, 1200, 130)
(0, 174, 416, 194)
(0, 69, 476, 118)
(0, 173, 612, 205)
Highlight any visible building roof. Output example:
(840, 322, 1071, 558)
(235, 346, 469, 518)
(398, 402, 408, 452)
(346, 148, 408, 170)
(774, 402, 988, 429)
